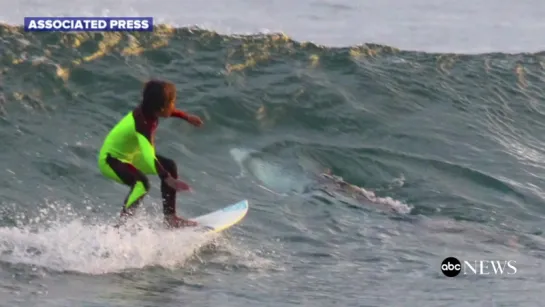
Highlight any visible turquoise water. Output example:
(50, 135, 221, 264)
(1, 26, 545, 306)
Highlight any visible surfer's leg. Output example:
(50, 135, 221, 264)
(154, 154, 196, 228)
(155, 154, 178, 216)
(105, 154, 150, 216)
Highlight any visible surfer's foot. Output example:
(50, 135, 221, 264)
(164, 215, 198, 228)
(114, 209, 133, 228)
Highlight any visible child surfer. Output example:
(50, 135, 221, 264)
(97, 80, 203, 228)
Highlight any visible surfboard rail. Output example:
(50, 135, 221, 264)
(190, 199, 249, 233)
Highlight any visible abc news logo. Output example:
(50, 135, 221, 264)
(441, 257, 517, 277)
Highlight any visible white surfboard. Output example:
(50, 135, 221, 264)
(189, 199, 249, 233)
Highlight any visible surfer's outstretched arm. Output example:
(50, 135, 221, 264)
(171, 109, 203, 127)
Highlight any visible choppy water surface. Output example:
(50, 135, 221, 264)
(2, 2, 545, 306)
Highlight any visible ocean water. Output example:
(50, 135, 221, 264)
(2, 1, 545, 306)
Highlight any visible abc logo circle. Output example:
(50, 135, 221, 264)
(441, 257, 461, 277)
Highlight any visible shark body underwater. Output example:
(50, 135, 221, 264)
(229, 148, 411, 214)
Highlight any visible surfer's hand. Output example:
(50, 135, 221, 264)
(165, 176, 192, 192)
(187, 115, 203, 127)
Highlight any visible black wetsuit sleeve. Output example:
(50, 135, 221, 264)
(133, 109, 170, 180)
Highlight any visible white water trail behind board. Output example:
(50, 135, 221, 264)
(0, 213, 213, 274)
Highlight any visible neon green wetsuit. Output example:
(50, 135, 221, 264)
(98, 106, 170, 210)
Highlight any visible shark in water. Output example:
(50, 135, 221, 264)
(229, 147, 411, 214)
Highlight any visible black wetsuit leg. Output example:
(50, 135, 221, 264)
(156, 155, 178, 216)
(106, 154, 150, 216)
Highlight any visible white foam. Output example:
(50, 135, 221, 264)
(0, 209, 215, 274)
(353, 186, 412, 214)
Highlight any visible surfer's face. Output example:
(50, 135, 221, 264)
(158, 100, 175, 117)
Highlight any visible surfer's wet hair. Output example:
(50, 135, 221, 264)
(141, 79, 177, 115)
